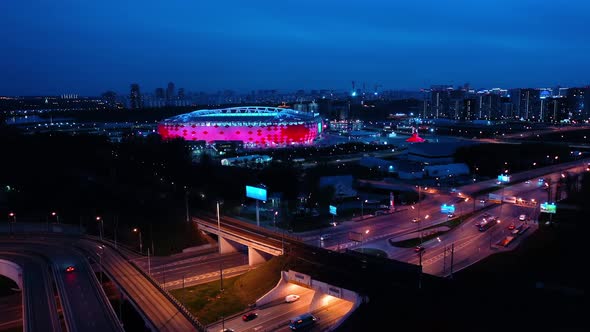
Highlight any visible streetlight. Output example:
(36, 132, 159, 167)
(133, 228, 143, 254)
(51, 211, 59, 224)
(362, 229, 370, 253)
(97, 245, 104, 284)
(273, 211, 278, 227)
(8, 212, 16, 223)
(360, 199, 368, 220)
(216, 200, 223, 233)
(96, 216, 103, 241)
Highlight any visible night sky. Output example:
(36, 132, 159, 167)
(2, 0, 589, 96)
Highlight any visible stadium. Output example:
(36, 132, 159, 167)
(158, 106, 323, 148)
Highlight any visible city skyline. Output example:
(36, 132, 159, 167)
(2, 0, 589, 96)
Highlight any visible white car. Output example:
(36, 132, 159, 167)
(285, 294, 300, 303)
(519, 214, 526, 221)
(320, 234, 330, 241)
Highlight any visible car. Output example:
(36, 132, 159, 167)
(412, 217, 421, 223)
(320, 234, 330, 241)
(479, 199, 486, 204)
(414, 246, 425, 253)
(329, 221, 339, 227)
(447, 213, 455, 218)
(289, 313, 317, 330)
(508, 223, 515, 230)
(242, 312, 258, 321)
(65, 265, 75, 273)
(285, 294, 300, 303)
(220, 329, 235, 332)
(525, 180, 531, 184)
(519, 214, 526, 221)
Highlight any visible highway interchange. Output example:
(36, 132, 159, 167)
(297, 158, 590, 278)
(1, 156, 587, 332)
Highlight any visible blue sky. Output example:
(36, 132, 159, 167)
(1, 0, 589, 95)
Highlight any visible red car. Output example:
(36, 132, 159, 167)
(242, 312, 258, 322)
(414, 246, 425, 253)
(65, 266, 75, 273)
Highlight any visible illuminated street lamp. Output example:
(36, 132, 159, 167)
(96, 216, 103, 241)
(50, 211, 59, 224)
(360, 199, 368, 220)
(133, 228, 143, 254)
(8, 212, 16, 223)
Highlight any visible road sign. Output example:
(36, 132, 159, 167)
(441, 204, 455, 213)
(540, 202, 556, 214)
(497, 174, 511, 183)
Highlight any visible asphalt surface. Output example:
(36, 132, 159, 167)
(0, 239, 122, 332)
(356, 163, 587, 277)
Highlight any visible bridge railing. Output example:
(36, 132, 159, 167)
(88, 235, 208, 332)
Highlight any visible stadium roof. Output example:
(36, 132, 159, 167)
(162, 106, 319, 124)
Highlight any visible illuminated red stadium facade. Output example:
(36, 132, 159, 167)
(158, 106, 323, 148)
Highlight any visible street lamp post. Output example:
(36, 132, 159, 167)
(362, 229, 369, 253)
(133, 228, 143, 254)
(97, 245, 104, 284)
(360, 199, 367, 220)
(96, 216, 103, 241)
(216, 200, 225, 232)
(8, 212, 16, 234)
(273, 211, 278, 228)
(51, 211, 59, 224)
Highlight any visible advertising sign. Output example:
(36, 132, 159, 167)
(497, 174, 511, 183)
(540, 202, 556, 214)
(246, 185, 267, 201)
(329, 205, 337, 216)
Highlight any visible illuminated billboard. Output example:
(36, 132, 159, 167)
(540, 202, 556, 214)
(441, 204, 455, 214)
(329, 205, 337, 216)
(246, 185, 267, 201)
(497, 174, 511, 183)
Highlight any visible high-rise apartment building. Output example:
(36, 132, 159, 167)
(567, 87, 587, 119)
(166, 82, 175, 102)
(130, 83, 142, 109)
(510, 88, 540, 120)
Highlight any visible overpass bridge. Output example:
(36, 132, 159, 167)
(192, 216, 296, 265)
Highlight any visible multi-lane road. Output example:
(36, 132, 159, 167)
(294, 159, 590, 278)
(0, 236, 205, 332)
(0, 239, 123, 332)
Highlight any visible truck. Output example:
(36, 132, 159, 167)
(502, 196, 517, 204)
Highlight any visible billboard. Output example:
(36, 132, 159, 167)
(540, 202, 556, 214)
(441, 204, 455, 214)
(329, 205, 337, 216)
(246, 185, 267, 201)
(497, 174, 511, 183)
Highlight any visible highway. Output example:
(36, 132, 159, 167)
(0, 236, 204, 332)
(76, 238, 203, 332)
(357, 162, 587, 277)
(0, 251, 61, 332)
(207, 286, 354, 332)
(0, 240, 122, 332)
(134, 251, 250, 290)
